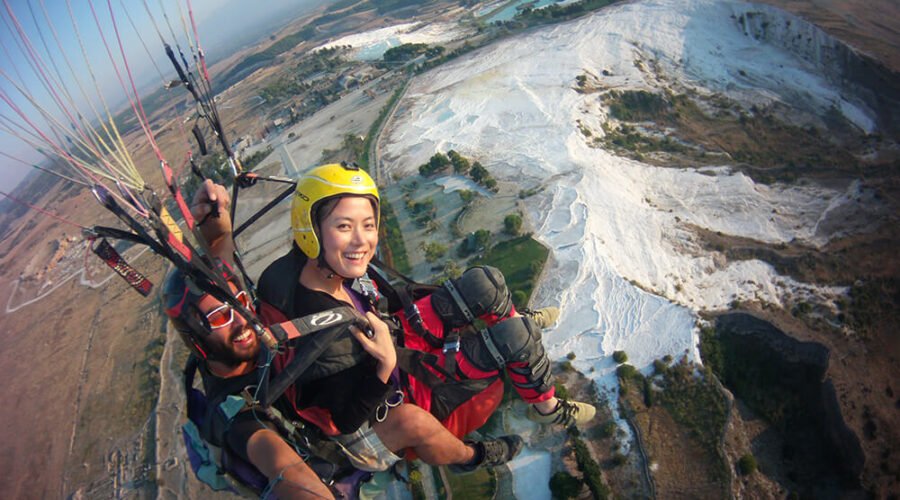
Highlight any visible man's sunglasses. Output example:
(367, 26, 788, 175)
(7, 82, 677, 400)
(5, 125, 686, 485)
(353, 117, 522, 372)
(204, 290, 252, 330)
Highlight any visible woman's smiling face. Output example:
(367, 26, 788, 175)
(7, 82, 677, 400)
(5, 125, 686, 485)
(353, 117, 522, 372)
(317, 196, 378, 278)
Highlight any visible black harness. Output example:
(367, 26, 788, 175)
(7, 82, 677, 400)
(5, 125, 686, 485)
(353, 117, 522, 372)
(256, 249, 492, 420)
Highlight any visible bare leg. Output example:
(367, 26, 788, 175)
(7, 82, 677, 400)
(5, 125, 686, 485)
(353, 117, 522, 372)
(246, 429, 334, 499)
(372, 403, 476, 465)
(533, 397, 559, 414)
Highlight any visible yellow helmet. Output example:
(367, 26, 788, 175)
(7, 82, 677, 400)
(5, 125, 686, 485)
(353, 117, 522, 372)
(291, 162, 380, 259)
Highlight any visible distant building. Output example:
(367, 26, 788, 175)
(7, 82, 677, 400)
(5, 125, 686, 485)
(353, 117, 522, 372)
(337, 75, 359, 90)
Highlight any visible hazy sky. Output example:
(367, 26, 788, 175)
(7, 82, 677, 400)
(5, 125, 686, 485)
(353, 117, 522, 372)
(1, 0, 330, 192)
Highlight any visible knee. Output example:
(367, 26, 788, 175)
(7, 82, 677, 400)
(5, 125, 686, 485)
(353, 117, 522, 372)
(382, 404, 437, 442)
(462, 316, 544, 370)
(430, 266, 512, 328)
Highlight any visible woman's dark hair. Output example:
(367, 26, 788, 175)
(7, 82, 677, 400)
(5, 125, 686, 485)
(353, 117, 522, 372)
(313, 195, 379, 230)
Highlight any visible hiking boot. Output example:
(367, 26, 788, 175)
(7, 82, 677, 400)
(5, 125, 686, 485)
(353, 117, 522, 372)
(522, 306, 560, 329)
(527, 399, 596, 427)
(448, 435, 525, 474)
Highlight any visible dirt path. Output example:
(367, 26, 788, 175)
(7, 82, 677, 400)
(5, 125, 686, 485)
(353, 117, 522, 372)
(60, 288, 105, 497)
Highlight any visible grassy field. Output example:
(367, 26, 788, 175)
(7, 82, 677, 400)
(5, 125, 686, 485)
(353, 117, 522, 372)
(474, 235, 550, 307)
(444, 467, 495, 499)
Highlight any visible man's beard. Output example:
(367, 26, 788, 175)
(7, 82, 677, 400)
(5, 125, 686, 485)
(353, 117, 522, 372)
(205, 328, 259, 365)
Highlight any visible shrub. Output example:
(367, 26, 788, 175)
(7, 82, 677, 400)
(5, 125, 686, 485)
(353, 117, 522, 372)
(458, 189, 476, 203)
(616, 364, 637, 380)
(572, 436, 611, 499)
(599, 420, 617, 438)
(612, 350, 628, 363)
(792, 301, 812, 317)
(738, 454, 758, 475)
(549, 471, 582, 499)
(643, 377, 655, 407)
(607, 90, 669, 121)
(653, 359, 669, 375)
(566, 351, 577, 360)
(698, 326, 724, 377)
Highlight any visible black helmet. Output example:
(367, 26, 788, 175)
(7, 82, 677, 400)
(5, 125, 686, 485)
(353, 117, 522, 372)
(163, 268, 212, 359)
(162, 263, 250, 360)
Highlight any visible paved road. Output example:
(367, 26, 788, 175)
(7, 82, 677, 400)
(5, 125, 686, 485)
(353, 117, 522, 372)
(278, 140, 299, 177)
(369, 78, 410, 185)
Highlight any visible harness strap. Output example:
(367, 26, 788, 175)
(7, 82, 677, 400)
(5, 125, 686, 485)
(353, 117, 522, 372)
(268, 319, 303, 343)
(395, 348, 458, 387)
(367, 260, 445, 347)
(184, 354, 201, 397)
(369, 257, 424, 288)
(478, 328, 507, 370)
(236, 387, 314, 458)
(260, 306, 366, 407)
(442, 331, 460, 374)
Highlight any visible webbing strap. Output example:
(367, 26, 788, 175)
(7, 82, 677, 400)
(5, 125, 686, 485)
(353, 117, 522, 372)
(184, 354, 201, 397)
(442, 332, 460, 374)
(395, 348, 457, 387)
(479, 329, 507, 370)
(261, 307, 364, 407)
(268, 320, 302, 343)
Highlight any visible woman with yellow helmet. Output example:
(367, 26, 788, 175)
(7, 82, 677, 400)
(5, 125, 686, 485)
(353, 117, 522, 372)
(257, 162, 525, 473)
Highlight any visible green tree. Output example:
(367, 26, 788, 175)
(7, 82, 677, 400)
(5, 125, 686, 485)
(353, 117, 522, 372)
(421, 241, 447, 262)
(443, 260, 463, 280)
(613, 350, 628, 363)
(458, 189, 476, 203)
(504, 213, 523, 235)
(549, 471, 582, 499)
(470, 161, 488, 182)
(473, 229, 491, 250)
(456, 239, 472, 258)
(616, 363, 637, 380)
(419, 152, 451, 176)
(382, 42, 429, 64)
(429, 152, 450, 170)
(448, 149, 470, 174)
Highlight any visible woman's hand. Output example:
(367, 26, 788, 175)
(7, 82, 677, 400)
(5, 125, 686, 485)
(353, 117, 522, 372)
(350, 312, 396, 383)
